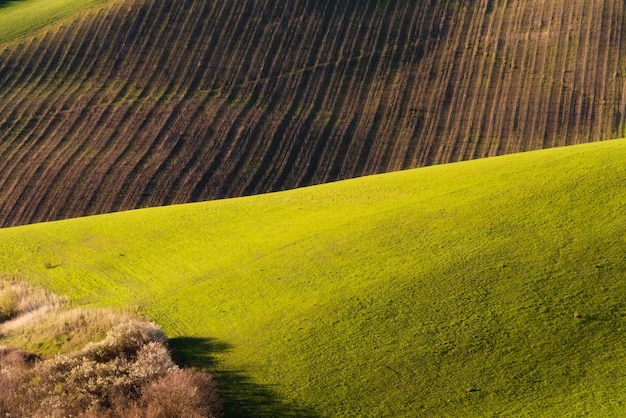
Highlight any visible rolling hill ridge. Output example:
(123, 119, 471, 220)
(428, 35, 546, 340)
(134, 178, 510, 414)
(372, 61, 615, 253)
(0, 139, 625, 416)
(1, 0, 626, 227)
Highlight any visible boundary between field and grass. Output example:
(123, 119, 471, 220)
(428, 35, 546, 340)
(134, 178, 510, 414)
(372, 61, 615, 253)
(0, 0, 108, 44)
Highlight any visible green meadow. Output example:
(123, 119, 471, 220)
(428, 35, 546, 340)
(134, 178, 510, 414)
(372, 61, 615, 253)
(1, 139, 625, 416)
(0, 0, 105, 43)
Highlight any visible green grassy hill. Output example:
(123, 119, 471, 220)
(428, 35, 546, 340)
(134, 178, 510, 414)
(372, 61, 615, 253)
(0, 0, 105, 43)
(1, 0, 626, 227)
(1, 139, 625, 416)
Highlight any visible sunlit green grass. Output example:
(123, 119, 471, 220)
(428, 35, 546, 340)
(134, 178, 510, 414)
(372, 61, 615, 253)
(0, 0, 105, 43)
(1, 139, 625, 416)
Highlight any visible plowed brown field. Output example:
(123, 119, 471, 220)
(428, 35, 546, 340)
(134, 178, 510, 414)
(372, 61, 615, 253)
(1, 0, 625, 227)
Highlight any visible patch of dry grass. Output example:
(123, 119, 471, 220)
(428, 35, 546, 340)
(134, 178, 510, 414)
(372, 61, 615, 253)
(1, 321, 222, 417)
(0, 276, 134, 355)
(0, 278, 222, 417)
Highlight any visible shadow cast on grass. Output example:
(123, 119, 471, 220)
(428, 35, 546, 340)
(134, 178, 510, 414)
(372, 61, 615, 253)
(170, 337, 319, 418)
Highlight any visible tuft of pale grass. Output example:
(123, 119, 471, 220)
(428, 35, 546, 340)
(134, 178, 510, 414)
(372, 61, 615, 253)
(0, 277, 133, 356)
(1, 307, 135, 356)
(0, 277, 65, 316)
(0, 286, 18, 322)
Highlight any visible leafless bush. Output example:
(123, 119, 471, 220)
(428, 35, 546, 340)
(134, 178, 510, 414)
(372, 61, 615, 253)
(0, 279, 222, 417)
(0, 321, 222, 418)
(0, 346, 39, 369)
(0, 346, 39, 416)
(129, 368, 223, 418)
(81, 320, 168, 362)
(0, 368, 19, 416)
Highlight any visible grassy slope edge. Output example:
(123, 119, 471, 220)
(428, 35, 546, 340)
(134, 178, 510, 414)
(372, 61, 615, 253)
(0, 0, 106, 44)
(1, 0, 625, 228)
(1, 139, 626, 416)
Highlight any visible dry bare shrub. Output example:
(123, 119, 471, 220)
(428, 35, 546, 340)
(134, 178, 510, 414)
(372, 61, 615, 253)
(0, 278, 132, 350)
(4, 320, 223, 418)
(0, 368, 20, 416)
(0, 346, 38, 369)
(0, 347, 24, 414)
(125, 341, 178, 384)
(0, 280, 222, 418)
(0, 347, 40, 417)
(81, 320, 168, 362)
(15, 322, 174, 415)
(126, 368, 223, 418)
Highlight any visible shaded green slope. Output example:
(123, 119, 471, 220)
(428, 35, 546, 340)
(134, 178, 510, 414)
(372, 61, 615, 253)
(1, 139, 626, 416)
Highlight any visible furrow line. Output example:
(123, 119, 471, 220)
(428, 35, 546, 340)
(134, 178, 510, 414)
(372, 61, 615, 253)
(11, 2, 159, 224)
(590, 0, 614, 141)
(76, 0, 185, 215)
(612, 0, 626, 137)
(146, 0, 270, 202)
(140, 0, 243, 202)
(0, 20, 83, 192)
(120, 0, 218, 206)
(396, 1, 439, 168)
(554, 1, 578, 147)
(476, 0, 514, 159)
(507, 1, 541, 154)
(299, 0, 376, 186)
(225, 1, 322, 195)
(427, 0, 479, 164)
(203, 0, 257, 91)
(539, 0, 568, 149)
(567, 0, 591, 146)
(120, 0, 221, 208)
(351, 0, 407, 177)
(606, 0, 625, 138)
(0, 91, 99, 226)
(481, 0, 519, 155)
(378, 1, 430, 172)
(156, 2, 242, 203)
(258, 0, 371, 192)
(0, 30, 66, 148)
(107, 0, 204, 212)
(430, 1, 474, 163)
(53, 0, 161, 218)
(194, 0, 336, 196)
(323, 2, 383, 180)
(0, 8, 107, 169)
(455, 0, 497, 160)
(289, 2, 360, 185)
(413, 1, 464, 165)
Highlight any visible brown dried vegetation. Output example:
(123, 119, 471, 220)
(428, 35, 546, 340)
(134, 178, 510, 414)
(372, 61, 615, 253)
(0, 322, 222, 418)
(1, 0, 625, 227)
(0, 280, 222, 417)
